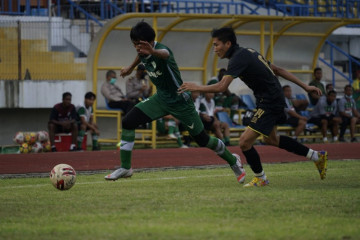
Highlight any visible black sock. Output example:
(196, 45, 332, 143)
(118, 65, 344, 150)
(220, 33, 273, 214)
(279, 135, 309, 157)
(242, 146, 263, 174)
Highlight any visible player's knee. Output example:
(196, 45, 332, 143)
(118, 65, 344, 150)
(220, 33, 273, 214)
(192, 130, 210, 147)
(122, 116, 136, 129)
(239, 136, 252, 151)
(48, 122, 55, 131)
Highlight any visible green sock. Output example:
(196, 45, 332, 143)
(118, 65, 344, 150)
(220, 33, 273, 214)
(206, 136, 236, 166)
(168, 120, 176, 135)
(77, 130, 85, 148)
(120, 129, 135, 169)
(175, 127, 183, 147)
(92, 133, 98, 147)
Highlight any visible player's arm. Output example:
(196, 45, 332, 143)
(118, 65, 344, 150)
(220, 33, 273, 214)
(138, 40, 169, 59)
(271, 64, 322, 96)
(120, 56, 141, 78)
(179, 75, 234, 93)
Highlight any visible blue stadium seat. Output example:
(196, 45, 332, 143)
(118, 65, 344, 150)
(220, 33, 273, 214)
(216, 112, 245, 129)
(240, 95, 256, 110)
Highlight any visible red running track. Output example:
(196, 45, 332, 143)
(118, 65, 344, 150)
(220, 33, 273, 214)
(0, 143, 359, 175)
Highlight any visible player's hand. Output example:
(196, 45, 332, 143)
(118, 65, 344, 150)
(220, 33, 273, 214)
(178, 82, 200, 93)
(306, 85, 322, 96)
(120, 66, 133, 78)
(138, 41, 154, 56)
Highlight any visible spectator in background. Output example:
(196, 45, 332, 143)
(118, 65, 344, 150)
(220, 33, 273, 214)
(325, 83, 334, 94)
(126, 64, 151, 103)
(283, 85, 308, 140)
(338, 85, 360, 142)
(308, 67, 326, 106)
(352, 70, 360, 110)
(199, 92, 231, 146)
(77, 92, 100, 151)
(101, 70, 135, 115)
(48, 92, 78, 152)
(308, 90, 341, 143)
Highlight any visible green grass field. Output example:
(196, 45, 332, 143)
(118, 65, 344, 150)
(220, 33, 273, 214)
(1, 160, 360, 240)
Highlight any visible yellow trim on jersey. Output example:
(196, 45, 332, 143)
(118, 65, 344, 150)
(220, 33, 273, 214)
(247, 126, 269, 138)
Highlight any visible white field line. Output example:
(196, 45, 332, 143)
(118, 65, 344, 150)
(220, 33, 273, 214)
(0, 167, 345, 190)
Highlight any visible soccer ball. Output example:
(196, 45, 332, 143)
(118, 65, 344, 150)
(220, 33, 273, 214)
(24, 132, 37, 144)
(19, 143, 32, 154)
(37, 131, 49, 142)
(42, 141, 51, 152)
(50, 164, 76, 190)
(32, 142, 43, 153)
(13, 132, 25, 144)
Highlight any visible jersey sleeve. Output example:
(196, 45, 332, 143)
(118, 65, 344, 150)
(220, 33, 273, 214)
(225, 52, 248, 78)
(77, 107, 86, 118)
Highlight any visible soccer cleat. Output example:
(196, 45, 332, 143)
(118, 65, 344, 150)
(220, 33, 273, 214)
(231, 154, 246, 183)
(243, 177, 269, 188)
(104, 168, 133, 181)
(167, 133, 178, 139)
(314, 151, 328, 180)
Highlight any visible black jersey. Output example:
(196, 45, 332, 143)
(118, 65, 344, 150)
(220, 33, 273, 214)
(224, 45, 285, 107)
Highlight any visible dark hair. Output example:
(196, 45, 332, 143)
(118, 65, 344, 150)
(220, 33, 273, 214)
(106, 70, 116, 78)
(211, 27, 237, 45)
(327, 90, 336, 96)
(217, 68, 226, 80)
(282, 85, 291, 91)
(62, 92, 72, 100)
(85, 91, 96, 100)
(344, 84, 352, 90)
(314, 67, 322, 74)
(325, 83, 333, 90)
(130, 21, 155, 42)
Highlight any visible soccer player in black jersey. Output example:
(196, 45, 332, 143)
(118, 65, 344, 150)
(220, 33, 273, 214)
(179, 27, 328, 187)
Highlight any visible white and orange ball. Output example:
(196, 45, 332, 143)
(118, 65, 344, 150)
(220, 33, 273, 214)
(50, 164, 77, 190)
(37, 131, 49, 142)
(13, 132, 25, 144)
(32, 142, 43, 153)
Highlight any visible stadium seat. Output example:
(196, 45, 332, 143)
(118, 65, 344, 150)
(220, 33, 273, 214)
(216, 111, 245, 129)
(240, 95, 256, 110)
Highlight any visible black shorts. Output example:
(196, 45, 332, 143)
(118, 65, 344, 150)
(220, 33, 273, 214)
(248, 105, 286, 137)
(286, 117, 299, 127)
(308, 116, 334, 128)
(201, 116, 215, 131)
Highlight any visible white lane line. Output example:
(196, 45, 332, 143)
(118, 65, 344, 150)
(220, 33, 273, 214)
(0, 166, 351, 190)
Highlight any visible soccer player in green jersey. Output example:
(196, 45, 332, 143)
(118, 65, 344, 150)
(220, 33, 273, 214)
(179, 27, 328, 187)
(105, 22, 246, 183)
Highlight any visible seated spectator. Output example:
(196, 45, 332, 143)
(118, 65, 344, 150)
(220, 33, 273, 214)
(308, 90, 341, 143)
(48, 92, 78, 152)
(338, 85, 360, 142)
(325, 83, 334, 94)
(126, 64, 151, 103)
(101, 70, 135, 115)
(283, 85, 308, 140)
(209, 69, 246, 121)
(77, 92, 100, 151)
(352, 70, 360, 110)
(308, 67, 326, 106)
(199, 92, 231, 146)
(157, 115, 188, 148)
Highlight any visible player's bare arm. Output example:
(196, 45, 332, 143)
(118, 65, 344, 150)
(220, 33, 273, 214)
(121, 56, 140, 78)
(135, 40, 170, 59)
(271, 63, 322, 96)
(179, 75, 233, 93)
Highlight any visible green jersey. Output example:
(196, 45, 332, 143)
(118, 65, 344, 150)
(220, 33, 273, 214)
(139, 42, 189, 104)
(77, 104, 93, 123)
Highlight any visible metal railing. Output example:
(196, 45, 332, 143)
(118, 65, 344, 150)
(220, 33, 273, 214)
(319, 40, 360, 86)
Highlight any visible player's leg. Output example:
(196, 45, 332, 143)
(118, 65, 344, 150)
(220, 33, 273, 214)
(265, 125, 328, 180)
(321, 119, 329, 142)
(170, 102, 246, 183)
(211, 118, 224, 140)
(350, 117, 358, 141)
(220, 122, 231, 146)
(91, 123, 100, 150)
(105, 95, 166, 180)
(77, 123, 86, 150)
(339, 116, 349, 141)
(69, 122, 78, 151)
(331, 117, 341, 142)
(48, 122, 57, 152)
